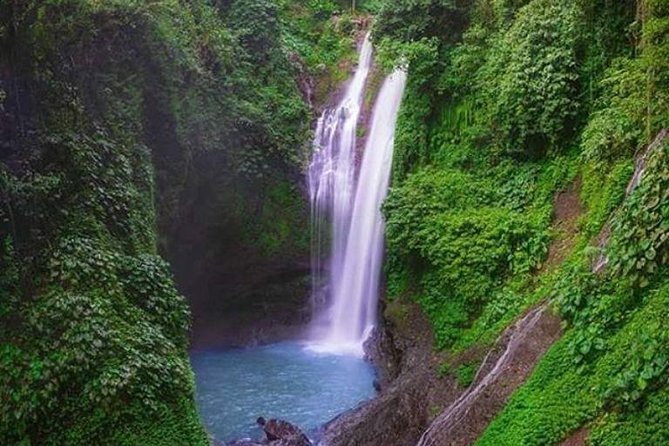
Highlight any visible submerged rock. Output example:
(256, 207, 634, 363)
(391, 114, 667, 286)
(269, 438, 311, 446)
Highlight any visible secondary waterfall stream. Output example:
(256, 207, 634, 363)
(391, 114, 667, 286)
(193, 35, 407, 444)
(308, 37, 407, 355)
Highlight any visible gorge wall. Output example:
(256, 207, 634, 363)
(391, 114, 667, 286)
(0, 0, 364, 444)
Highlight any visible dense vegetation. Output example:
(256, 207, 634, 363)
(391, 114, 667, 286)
(0, 0, 363, 444)
(2, 0, 668, 444)
(376, 0, 669, 443)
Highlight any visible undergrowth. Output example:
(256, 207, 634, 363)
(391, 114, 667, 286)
(376, 0, 669, 442)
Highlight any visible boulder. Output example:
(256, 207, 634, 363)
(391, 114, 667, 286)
(258, 418, 311, 446)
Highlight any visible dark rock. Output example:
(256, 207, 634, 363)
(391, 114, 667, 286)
(227, 440, 266, 446)
(269, 437, 311, 446)
(258, 418, 310, 446)
(227, 440, 269, 446)
(226, 436, 310, 446)
(363, 300, 402, 387)
(320, 300, 458, 446)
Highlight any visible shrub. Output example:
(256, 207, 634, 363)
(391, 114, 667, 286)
(480, 0, 580, 157)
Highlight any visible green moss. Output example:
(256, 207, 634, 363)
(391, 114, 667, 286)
(245, 180, 310, 257)
(580, 160, 635, 238)
(456, 362, 478, 388)
(590, 389, 669, 446)
(437, 361, 451, 379)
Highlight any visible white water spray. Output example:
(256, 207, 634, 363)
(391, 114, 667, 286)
(307, 35, 407, 355)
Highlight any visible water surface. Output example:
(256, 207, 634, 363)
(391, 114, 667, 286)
(192, 342, 377, 443)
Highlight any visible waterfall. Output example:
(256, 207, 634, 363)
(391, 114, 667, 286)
(308, 33, 373, 331)
(307, 34, 407, 356)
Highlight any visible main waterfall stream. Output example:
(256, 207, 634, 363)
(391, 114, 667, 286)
(193, 35, 406, 444)
(308, 39, 407, 355)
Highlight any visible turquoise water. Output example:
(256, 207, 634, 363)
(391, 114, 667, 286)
(191, 342, 377, 443)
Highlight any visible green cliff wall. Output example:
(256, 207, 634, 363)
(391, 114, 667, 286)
(0, 0, 359, 443)
(374, 0, 669, 443)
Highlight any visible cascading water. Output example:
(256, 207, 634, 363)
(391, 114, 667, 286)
(308, 33, 373, 331)
(308, 34, 407, 355)
(325, 70, 407, 349)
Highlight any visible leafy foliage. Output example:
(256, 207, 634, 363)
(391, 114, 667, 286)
(476, 123, 669, 446)
(581, 59, 649, 164)
(477, 281, 669, 446)
(378, 0, 669, 442)
(456, 362, 478, 387)
(0, 0, 357, 444)
(607, 140, 669, 287)
(384, 159, 560, 348)
(480, 0, 580, 157)
(374, 0, 471, 44)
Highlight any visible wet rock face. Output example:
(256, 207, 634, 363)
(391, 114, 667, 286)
(319, 375, 434, 446)
(363, 311, 402, 387)
(164, 148, 312, 351)
(320, 301, 460, 446)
